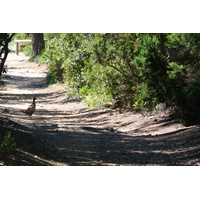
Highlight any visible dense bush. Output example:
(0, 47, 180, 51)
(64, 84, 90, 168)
(41, 33, 200, 125)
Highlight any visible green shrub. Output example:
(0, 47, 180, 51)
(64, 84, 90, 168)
(0, 132, 16, 151)
(80, 63, 115, 107)
(42, 33, 200, 125)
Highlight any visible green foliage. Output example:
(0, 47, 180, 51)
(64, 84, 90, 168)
(80, 63, 115, 107)
(42, 33, 200, 125)
(14, 33, 32, 56)
(0, 132, 16, 151)
(15, 33, 31, 40)
(23, 43, 32, 56)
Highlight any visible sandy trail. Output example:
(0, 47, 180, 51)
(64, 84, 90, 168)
(0, 53, 200, 166)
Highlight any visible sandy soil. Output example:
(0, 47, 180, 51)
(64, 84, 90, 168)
(0, 53, 200, 166)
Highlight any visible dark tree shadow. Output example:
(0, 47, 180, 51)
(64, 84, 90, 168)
(1, 108, 200, 166)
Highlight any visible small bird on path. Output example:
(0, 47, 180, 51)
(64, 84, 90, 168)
(23, 97, 36, 116)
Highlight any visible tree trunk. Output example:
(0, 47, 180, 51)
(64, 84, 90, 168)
(31, 33, 45, 56)
(0, 33, 15, 78)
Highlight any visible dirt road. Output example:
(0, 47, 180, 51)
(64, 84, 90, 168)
(0, 53, 200, 166)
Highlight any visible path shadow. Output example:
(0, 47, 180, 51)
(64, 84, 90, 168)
(46, 126, 200, 166)
(1, 74, 47, 89)
(1, 112, 200, 166)
(1, 90, 200, 166)
(0, 117, 55, 166)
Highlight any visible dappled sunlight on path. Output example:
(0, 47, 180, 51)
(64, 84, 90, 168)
(1, 53, 200, 166)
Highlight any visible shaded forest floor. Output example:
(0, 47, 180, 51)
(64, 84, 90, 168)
(0, 53, 200, 166)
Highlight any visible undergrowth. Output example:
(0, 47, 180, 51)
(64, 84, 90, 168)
(0, 132, 16, 152)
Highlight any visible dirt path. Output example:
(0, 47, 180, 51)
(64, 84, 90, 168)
(0, 53, 200, 166)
